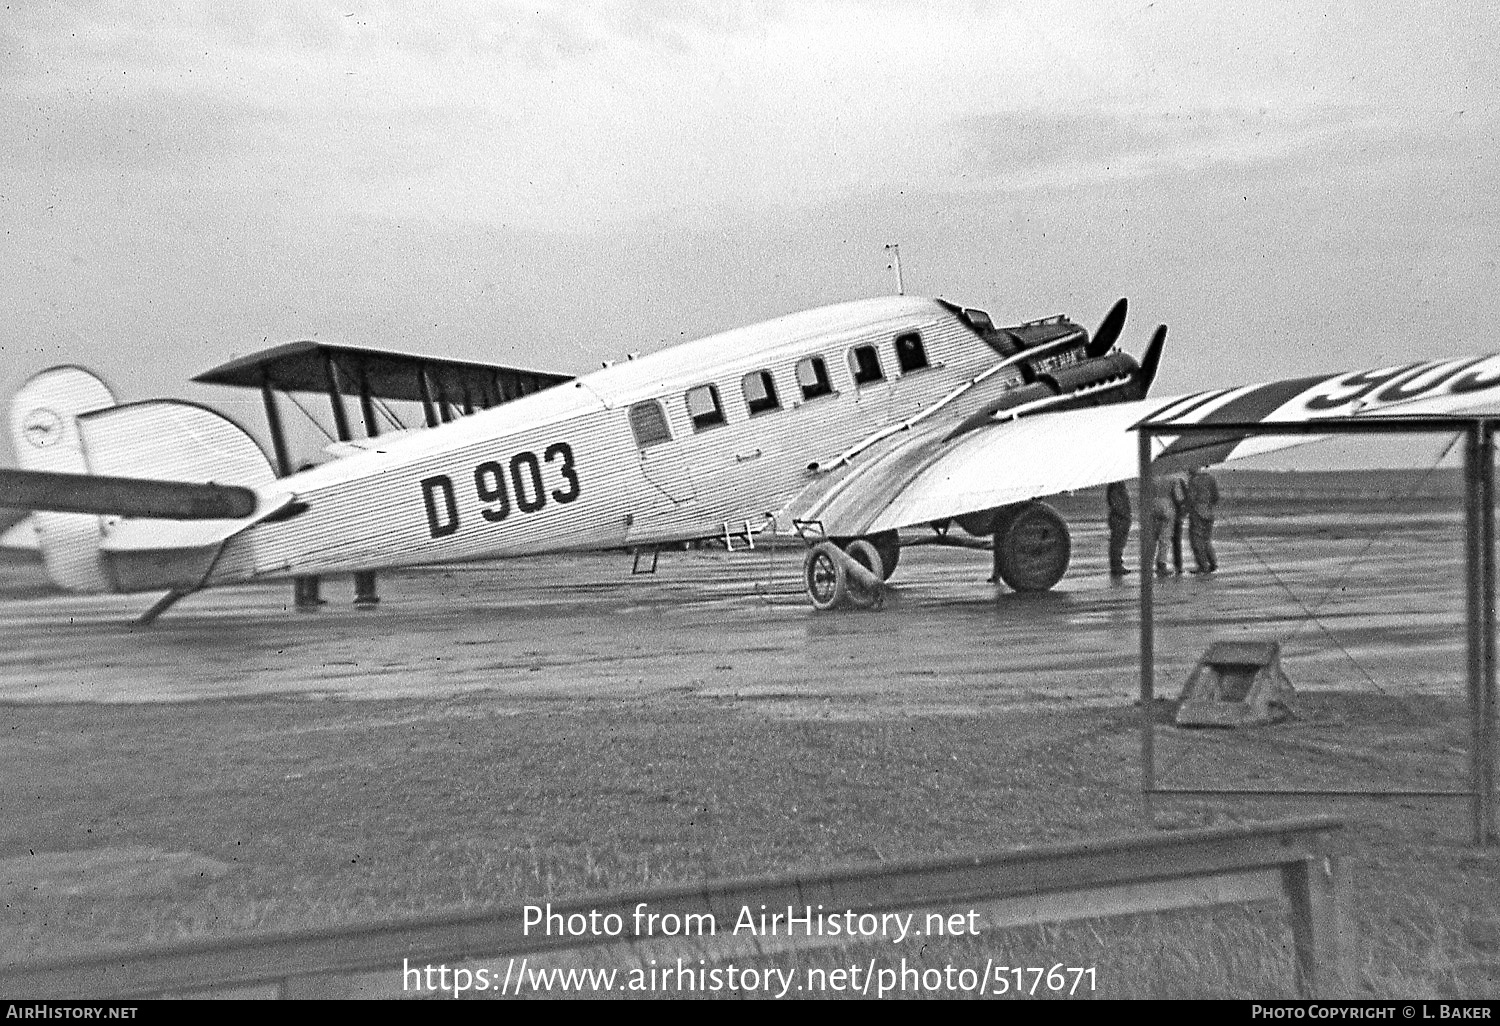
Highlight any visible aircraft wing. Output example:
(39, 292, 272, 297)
(786, 355, 1500, 537)
(194, 340, 572, 405)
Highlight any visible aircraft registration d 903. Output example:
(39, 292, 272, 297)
(6, 293, 1500, 620)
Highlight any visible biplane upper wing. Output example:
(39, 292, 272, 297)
(787, 355, 1500, 538)
(193, 340, 572, 408)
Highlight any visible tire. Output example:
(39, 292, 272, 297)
(803, 541, 849, 611)
(868, 530, 901, 580)
(842, 538, 886, 609)
(992, 501, 1071, 592)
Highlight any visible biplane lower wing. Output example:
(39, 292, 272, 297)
(788, 354, 1500, 538)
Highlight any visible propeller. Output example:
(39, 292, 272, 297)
(1085, 297, 1128, 358)
(1136, 324, 1167, 395)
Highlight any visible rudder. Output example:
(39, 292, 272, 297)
(7, 367, 282, 595)
(8, 367, 116, 592)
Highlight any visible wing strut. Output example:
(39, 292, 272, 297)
(137, 589, 193, 625)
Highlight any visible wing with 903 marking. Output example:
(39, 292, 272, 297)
(783, 354, 1500, 538)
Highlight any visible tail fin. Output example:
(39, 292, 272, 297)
(9, 367, 117, 591)
(7, 367, 278, 593)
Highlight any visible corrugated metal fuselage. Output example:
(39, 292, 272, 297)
(208, 297, 1016, 585)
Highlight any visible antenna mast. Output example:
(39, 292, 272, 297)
(884, 243, 904, 295)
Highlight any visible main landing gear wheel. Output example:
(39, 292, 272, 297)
(842, 539, 886, 609)
(991, 500, 1071, 592)
(867, 530, 901, 581)
(803, 540, 885, 611)
(804, 542, 848, 611)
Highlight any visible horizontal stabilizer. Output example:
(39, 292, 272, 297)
(0, 469, 258, 520)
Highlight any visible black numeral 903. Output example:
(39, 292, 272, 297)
(421, 442, 579, 538)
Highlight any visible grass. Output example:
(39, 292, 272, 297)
(1, 691, 1496, 998)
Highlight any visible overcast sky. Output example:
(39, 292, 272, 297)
(3, 2, 1498, 468)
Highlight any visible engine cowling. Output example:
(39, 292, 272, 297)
(1040, 351, 1141, 395)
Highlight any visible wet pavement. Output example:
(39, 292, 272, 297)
(0, 510, 1470, 709)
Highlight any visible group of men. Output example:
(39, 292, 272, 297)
(1105, 468, 1219, 578)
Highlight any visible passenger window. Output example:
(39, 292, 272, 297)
(685, 383, 727, 431)
(628, 400, 672, 448)
(848, 345, 884, 386)
(742, 370, 780, 415)
(795, 356, 834, 401)
(895, 332, 929, 373)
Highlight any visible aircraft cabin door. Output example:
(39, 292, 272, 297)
(626, 399, 697, 542)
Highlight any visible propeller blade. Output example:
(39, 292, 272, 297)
(1085, 297, 1128, 358)
(1137, 324, 1167, 395)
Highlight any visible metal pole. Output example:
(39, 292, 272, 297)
(1139, 428, 1156, 816)
(417, 369, 439, 428)
(321, 353, 352, 442)
(257, 373, 293, 477)
(1482, 422, 1497, 844)
(885, 244, 904, 295)
(357, 364, 380, 438)
(1467, 426, 1486, 846)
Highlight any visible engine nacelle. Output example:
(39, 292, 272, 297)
(1040, 351, 1141, 395)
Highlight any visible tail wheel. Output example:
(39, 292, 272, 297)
(992, 501, 1071, 592)
(842, 538, 885, 609)
(803, 541, 849, 611)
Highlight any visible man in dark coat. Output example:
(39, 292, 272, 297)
(1168, 472, 1189, 574)
(1151, 476, 1180, 576)
(1187, 467, 1220, 573)
(1105, 481, 1132, 576)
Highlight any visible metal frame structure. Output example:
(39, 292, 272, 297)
(0, 816, 1347, 999)
(194, 343, 571, 609)
(1136, 416, 1498, 846)
(196, 341, 572, 473)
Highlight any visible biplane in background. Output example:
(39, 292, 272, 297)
(6, 292, 1500, 620)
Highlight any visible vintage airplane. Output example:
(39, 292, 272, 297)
(6, 292, 1500, 620)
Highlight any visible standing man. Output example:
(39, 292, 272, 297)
(1105, 480, 1133, 577)
(1169, 472, 1190, 575)
(1151, 475, 1179, 577)
(293, 463, 326, 611)
(1187, 466, 1220, 573)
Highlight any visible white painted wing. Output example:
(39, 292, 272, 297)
(794, 354, 1500, 537)
(868, 400, 1176, 533)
